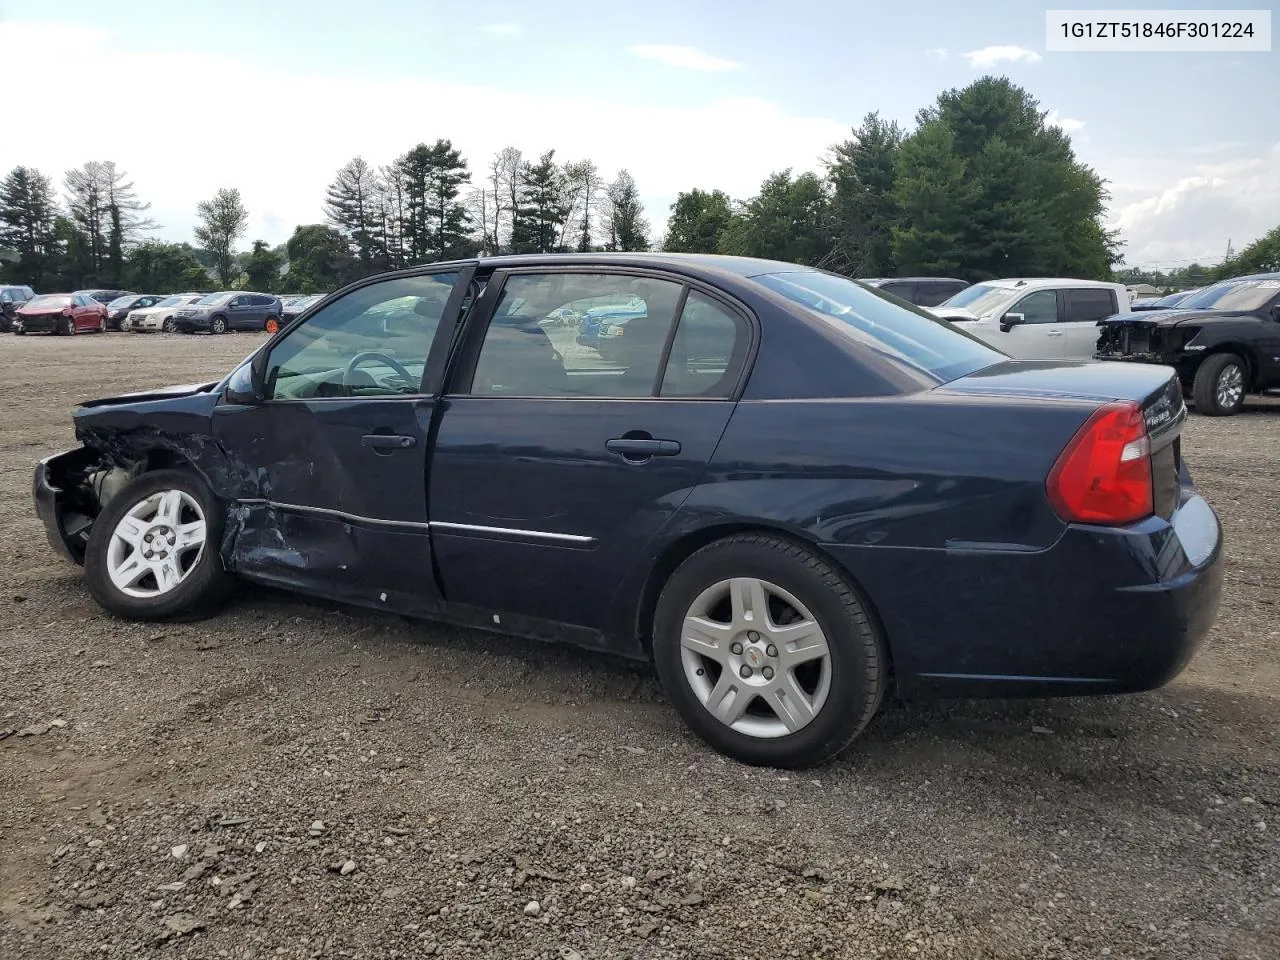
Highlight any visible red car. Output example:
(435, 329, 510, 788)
(13, 293, 109, 335)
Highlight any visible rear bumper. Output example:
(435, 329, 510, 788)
(825, 492, 1224, 698)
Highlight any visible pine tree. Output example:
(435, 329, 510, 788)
(424, 140, 472, 260)
(0, 166, 59, 286)
(828, 112, 903, 276)
(603, 170, 648, 252)
(324, 157, 379, 269)
(63, 161, 154, 279)
(511, 151, 568, 254)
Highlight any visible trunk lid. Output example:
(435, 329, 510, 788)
(939, 360, 1186, 520)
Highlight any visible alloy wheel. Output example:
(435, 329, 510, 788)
(679, 577, 832, 739)
(211, 317, 226, 334)
(162, 318, 174, 333)
(1216, 363, 1244, 410)
(105, 490, 207, 599)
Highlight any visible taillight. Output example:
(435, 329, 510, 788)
(1046, 401, 1153, 525)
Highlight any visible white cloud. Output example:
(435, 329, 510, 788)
(1, 22, 837, 247)
(925, 48, 949, 61)
(628, 44, 743, 72)
(1044, 109, 1085, 133)
(480, 22, 522, 36)
(962, 45, 1042, 68)
(1110, 144, 1280, 267)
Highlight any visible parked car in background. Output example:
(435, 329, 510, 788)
(576, 299, 648, 355)
(931, 278, 1130, 359)
(14, 293, 108, 335)
(281, 294, 324, 322)
(859, 277, 969, 307)
(0, 284, 35, 332)
(76, 289, 134, 306)
(1096, 273, 1280, 416)
(1139, 288, 1203, 311)
(123, 294, 206, 333)
(106, 294, 166, 331)
(32, 253, 1223, 768)
(173, 292, 283, 334)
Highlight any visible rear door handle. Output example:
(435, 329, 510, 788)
(606, 437, 682, 459)
(362, 434, 417, 450)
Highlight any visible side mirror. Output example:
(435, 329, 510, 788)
(999, 312, 1025, 333)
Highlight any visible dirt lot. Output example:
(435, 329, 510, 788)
(1, 332, 1277, 959)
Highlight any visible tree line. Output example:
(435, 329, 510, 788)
(2, 76, 1274, 298)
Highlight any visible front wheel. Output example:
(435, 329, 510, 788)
(652, 533, 888, 768)
(62, 316, 76, 336)
(83, 469, 234, 620)
(1193, 353, 1246, 416)
(162, 318, 175, 333)
(210, 315, 227, 334)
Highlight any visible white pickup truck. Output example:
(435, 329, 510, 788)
(930, 278, 1130, 360)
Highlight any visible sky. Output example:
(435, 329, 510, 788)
(2, 0, 1277, 269)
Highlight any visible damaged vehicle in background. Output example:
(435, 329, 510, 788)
(14, 293, 109, 335)
(32, 254, 1224, 768)
(1095, 273, 1280, 416)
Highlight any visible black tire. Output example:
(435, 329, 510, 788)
(83, 468, 234, 621)
(1192, 353, 1246, 416)
(210, 315, 227, 334)
(652, 533, 888, 769)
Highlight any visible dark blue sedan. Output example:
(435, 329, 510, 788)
(31, 254, 1224, 768)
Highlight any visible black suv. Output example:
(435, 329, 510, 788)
(1, 285, 35, 331)
(859, 277, 970, 307)
(1096, 273, 1280, 416)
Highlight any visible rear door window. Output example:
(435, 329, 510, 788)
(1063, 288, 1118, 322)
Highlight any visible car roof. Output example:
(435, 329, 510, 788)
(971, 278, 1123, 290)
(861, 276, 966, 284)
(430, 252, 820, 280)
(1215, 272, 1280, 282)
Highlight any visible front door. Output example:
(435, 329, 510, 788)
(428, 268, 752, 643)
(211, 268, 471, 613)
(998, 289, 1065, 359)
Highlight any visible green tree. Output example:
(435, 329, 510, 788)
(1220, 226, 1280, 277)
(0, 166, 60, 287)
(324, 157, 380, 270)
(124, 242, 210, 293)
(425, 139, 472, 260)
(663, 188, 733, 253)
(243, 239, 283, 291)
(194, 187, 248, 286)
(719, 170, 831, 265)
(603, 169, 649, 252)
(511, 150, 568, 254)
(893, 77, 1118, 281)
(828, 112, 902, 276)
(281, 224, 356, 293)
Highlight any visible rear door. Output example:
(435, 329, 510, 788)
(1060, 287, 1121, 360)
(211, 267, 471, 611)
(428, 267, 753, 638)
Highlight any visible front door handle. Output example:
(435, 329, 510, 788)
(606, 437, 681, 461)
(362, 433, 417, 450)
(1046, 330, 1064, 337)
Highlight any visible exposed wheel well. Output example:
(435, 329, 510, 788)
(634, 524, 894, 680)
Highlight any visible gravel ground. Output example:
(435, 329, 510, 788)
(1, 332, 1277, 960)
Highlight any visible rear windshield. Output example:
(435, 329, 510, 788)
(196, 293, 234, 306)
(1182, 279, 1280, 312)
(937, 282, 1015, 315)
(756, 271, 1003, 383)
(27, 294, 71, 309)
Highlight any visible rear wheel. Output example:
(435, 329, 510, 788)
(1193, 353, 1246, 416)
(652, 533, 887, 768)
(83, 469, 234, 620)
(264, 316, 280, 334)
(210, 315, 227, 334)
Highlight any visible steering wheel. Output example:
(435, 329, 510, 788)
(343, 352, 417, 393)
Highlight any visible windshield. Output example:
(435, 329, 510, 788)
(1181, 279, 1280, 312)
(107, 296, 138, 309)
(937, 282, 1016, 316)
(757, 271, 1002, 383)
(27, 295, 71, 309)
(153, 296, 188, 308)
(196, 293, 234, 306)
